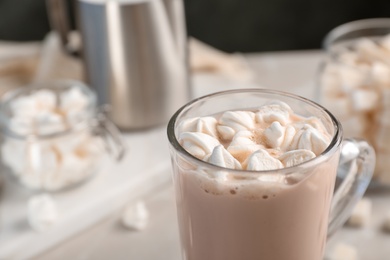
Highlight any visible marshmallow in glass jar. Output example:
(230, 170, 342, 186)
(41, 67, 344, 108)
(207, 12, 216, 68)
(319, 18, 390, 185)
(0, 80, 125, 191)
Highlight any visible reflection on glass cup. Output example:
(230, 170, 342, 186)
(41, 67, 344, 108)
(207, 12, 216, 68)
(318, 18, 390, 185)
(167, 89, 375, 260)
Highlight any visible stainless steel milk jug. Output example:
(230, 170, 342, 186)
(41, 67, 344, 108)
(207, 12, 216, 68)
(47, 0, 190, 129)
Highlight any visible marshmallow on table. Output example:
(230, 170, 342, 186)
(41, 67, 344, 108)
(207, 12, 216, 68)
(347, 198, 372, 228)
(122, 201, 149, 231)
(329, 243, 358, 260)
(27, 194, 58, 232)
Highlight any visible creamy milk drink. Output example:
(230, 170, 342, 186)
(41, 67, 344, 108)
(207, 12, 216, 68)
(167, 89, 375, 260)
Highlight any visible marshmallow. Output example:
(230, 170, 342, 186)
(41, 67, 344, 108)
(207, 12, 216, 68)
(10, 96, 39, 119)
(122, 201, 149, 231)
(227, 130, 263, 162)
(338, 50, 359, 66)
(33, 90, 57, 111)
(205, 145, 242, 170)
(350, 89, 379, 112)
(329, 243, 358, 260)
(264, 121, 285, 148)
(279, 149, 316, 167)
(179, 132, 220, 159)
(291, 126, 330, 156)
(218, 111, 255, 140)
(347, 198, 372, 228)
(244, 149, 283, 171)
(255, 101, 292, 125)
(356, 38, 390, 66)
(178, 116, 218, 138)
(61, 87, 88, 112)
(370, 62, 390, 87)
(338, 64, 367, 91)
(27, 194, 58, 232)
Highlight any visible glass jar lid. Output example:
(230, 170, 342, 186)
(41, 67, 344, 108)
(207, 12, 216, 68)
(0, 80, 97, 139)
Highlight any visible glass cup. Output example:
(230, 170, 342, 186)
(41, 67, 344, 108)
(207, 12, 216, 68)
(318, 18, 390, 185)
(167, 89, 375, 260)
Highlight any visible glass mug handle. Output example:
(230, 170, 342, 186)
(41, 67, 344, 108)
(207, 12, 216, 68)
(93, 112, 127, 161)
(327, 138, 376, 238)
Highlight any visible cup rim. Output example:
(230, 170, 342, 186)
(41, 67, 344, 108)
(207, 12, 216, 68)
(323, 18, 390, 50)
(167, 88, 342, 175)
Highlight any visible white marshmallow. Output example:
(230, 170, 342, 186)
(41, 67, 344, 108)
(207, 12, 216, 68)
(370, 62, 390, 87)
(338, 50, 359, 66)
(356, 38, 390, 66)
(178, 116, 218, 138)
(329, 243, 358, 260)
(205, 145, 242, 171)
(179, 132, 220, 159)
(338, 65, 366, 91)
(264, 121, 285, 148)
(27, 194, 58, 232)
(61, 87, 88, 112)
(216, 125, 236, 141)
(244, 149, 283, 171)
(33, 90, 57, 111)
(347, 198, 372, 228)
(279, 149, 316, 167)
(350, 89, 379, 112)
(218, 111, 255, 140)
(280, 125, 296, 151)
(122, 201, 149, 231)
(255, 101, 292, 125)
(10, 96, 39, 119)
(291, 126, 330, 156)
(227, 130, 263, 162)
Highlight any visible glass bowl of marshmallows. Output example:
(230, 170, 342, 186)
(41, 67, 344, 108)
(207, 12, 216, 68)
(0, 80, 125, 191)
(318, 18, 390, 185)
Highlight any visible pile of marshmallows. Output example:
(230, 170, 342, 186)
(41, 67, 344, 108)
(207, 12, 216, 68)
(321, 34, 390, 183)
(1, 86, 103, 191)
(178, 101, 332, 177)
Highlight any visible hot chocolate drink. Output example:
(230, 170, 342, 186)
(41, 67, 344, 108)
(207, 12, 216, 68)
(168, 90, 374, 260)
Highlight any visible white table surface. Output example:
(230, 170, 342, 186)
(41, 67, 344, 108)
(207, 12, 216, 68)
(4, 50, 390, 260)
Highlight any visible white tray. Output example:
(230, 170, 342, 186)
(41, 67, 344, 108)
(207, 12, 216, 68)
(0, 127, 171, 259)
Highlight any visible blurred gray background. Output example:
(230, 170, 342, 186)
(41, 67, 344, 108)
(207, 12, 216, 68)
(0, 0, 390, 52)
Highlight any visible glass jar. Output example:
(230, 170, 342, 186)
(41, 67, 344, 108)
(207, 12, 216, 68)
(0, 80, 125, 191)
(318, 18, 390, 185)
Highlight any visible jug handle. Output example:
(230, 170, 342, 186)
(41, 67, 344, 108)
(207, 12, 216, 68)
(46, 0, 78, 56)
(327, 138, 375, 238)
